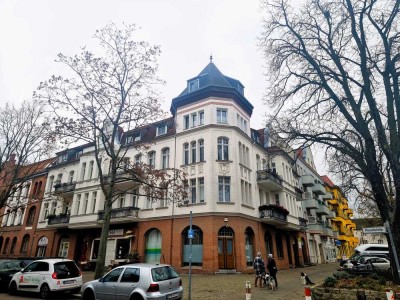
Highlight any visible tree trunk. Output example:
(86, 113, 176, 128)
(94, 192, 113, 279)
(388, 220, 400, 283)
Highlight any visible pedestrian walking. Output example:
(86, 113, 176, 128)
(267, 253, 278, 288)
(253, 252, 265, 287)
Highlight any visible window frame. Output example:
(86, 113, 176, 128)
(216, 108, 228, 123)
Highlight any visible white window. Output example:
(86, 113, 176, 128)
(217, 108, 227, 123)
(184, 115, 190, 129)
(218, 176, 231, 202)
(217, 137, 229, 160)
(199, 177, 204, 202)
(118, 194, 125, 208)
(133, 133, 141, 142)
(134, 154, 142, 164)
(188, 79, 199, 92)
(81, 163, 87, 180)
(148, 151, 156, 168)
(89, 161, 94, 179)
(75, 194, 81, 215)
(199, 139, 204, 162)
(191, 141, 196, 163)
(191, 179, 196, 204)
(183, 143, 189, 165)
(69, 171, 74, 183)
(199, 111, 204, 125)
(84, 193, 89, 213)
(92, 192, 97, 213)
(157, 124, 167, 136)
(47, 176, 54, 192)
(162, 148, 169, 169)
(191, 113, 197, 127)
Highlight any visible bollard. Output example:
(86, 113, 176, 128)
(305, 286, 312, 300)
(386, 289, 395, 300)
(245, 281, 251, 300)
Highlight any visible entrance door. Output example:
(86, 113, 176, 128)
(319, 243, 325, 264)
(217, 227, 235, 269)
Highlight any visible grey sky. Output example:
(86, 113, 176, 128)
(0, 0, 328, 174)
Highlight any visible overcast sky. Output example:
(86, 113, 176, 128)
(0, 0, 329, 175)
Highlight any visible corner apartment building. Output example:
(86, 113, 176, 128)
(322, 176, 359, 259)
(1, 61, 358, 273)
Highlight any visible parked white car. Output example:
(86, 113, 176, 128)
(9, 258, 82, 299)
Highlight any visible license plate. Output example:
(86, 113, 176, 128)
(167, 292, 179, 299)
(63, 280, 75, 284)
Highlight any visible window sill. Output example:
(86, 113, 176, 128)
(181, 202, 206, 207)
(241, 204, 255, 210)
(216, 160, 233, 163)
(217, 202, 235, 205)
(155, 206, 168, 210)
(141, 208, 154, 211)
(181, 161, 206, 167)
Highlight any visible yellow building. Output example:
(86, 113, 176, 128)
(322, 176, 359, 259)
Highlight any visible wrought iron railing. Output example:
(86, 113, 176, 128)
(98, 206, 139, 220)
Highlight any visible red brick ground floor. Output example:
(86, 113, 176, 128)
(0, 214, 310, 274)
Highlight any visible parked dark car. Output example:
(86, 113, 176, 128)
(0, 259, 33, 290)
(346, 260, 389, 275)
(340, 253, 389, 268)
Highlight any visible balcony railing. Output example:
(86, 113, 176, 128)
(98, 206, 140, 221)
(299, 217, 308, 227)
(300, 174, 315, 187)
(256, 169, 283, 191)
(53, 182, 76, 194)
(47, 213, 70, 225)
(259, 205, 288, 223)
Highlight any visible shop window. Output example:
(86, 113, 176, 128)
(115, 239, 130, 259)
(275, 232, 284, 259)
(145, 229, 162, 264)
(245, 228, 255, 266)
(182, 226, 203, 266)
(20, 234, 30, 254)
(58, 237, 69, 258)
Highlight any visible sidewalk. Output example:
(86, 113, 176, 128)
(80, 262, 339, 300)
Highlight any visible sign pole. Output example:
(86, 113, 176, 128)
(188, 211, 193, 300)
(384, 221, 400, 280)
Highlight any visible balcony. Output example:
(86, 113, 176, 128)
(259, 204, 288, 225)
(333, 230, 339, 239)
(321, 226, 333, 237)
(300, 175, 314, 187)
(316, 204, 330, 215)
(299, 217, 308, 228)
(322, 192, 332, 200)
(326, 210, 336, 219)
(53, 182, 76, 195)
(294, 187, 303, 199)
(303, 198, 319, 210)
(312, 183, 326, 195)
(328, 199, 338, 206)
(47, 213, 70, 227)
(307, 216, 323, 233)
(256, 170, 283, 191)
(98, 206, 140, 223)
(102, 172, 141, 190)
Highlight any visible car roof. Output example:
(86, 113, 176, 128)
(30, 259, 75, 263)
(117, 263, 171, 268)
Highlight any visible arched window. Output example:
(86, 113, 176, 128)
(275, 232, 284, 259)
(2, 210, 10, 226)
(256, 155, 261, 170)
(265, 232, 274, 257)
(145, 229, 162, 264)
(37, 181, 43, 195)
(148, 151, 156, 168)
(81, 163, 86, 180)
(198, 139, 204, 162)
(17, 207, 25, 225)
(161, 148, 169, 169)
(183, 143, 189, 165)
(26, 206, 36, 225)
(69, 171, 75, 183)
(47, 176, 54, 192)
(58, 236, 69, 258)
(20, 234, 30, 254)
(10, 237, 17, 254)
(245, 227, 255, 266)
(217, 137, 229, 160)
(134, 154, 142, 164)
(2, 238, 9, 254)
(191, 141, 196, 163)
(182, 226, 203, 266)
(89, 161, 94, 179)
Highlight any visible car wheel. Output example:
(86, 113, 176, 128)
(82, 289, 95, 300)
(40, 283, 51, 299)
(130, 293, 144, 300)
(8, 281, 17, 295)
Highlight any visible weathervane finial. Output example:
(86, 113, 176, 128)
(210, 54, 213, 63)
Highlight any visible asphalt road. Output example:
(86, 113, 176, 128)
(0, 262, 339, 300)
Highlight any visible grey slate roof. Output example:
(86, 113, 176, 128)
(178, 62, 244, 97)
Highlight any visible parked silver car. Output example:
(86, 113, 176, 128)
(81, 263, 183, 300)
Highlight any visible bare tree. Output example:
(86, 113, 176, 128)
(0, 101, 53, 213)
(37, 23, 186, 279)
(260, 0, 400, 282)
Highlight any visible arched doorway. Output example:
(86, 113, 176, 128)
(292, 234, 300, 267)
(285, 233, 293, 267)
(264, 231, 273, 256)
(218, 227, 235, 269)
(145, 229, 162, 264)
(244, 227, 255, 266)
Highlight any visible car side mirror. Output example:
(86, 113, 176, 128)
(20, 269, 25, 273)
(99, 278, 104, 282)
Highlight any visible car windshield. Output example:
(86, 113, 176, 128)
(0, 261, 24, 270)
(151, 266, 179, 282)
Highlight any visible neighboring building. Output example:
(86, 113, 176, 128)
(3, 60, 352, 273)
(295, 148, 337, 264)
(322, 176, 359, 259)
(352, 218, 387, 245)
(0, 157, 55, 258)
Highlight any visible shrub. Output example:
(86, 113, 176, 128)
(333, 271, 352, 280)
(324, 276, 337, 287)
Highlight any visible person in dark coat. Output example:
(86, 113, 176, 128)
(267, 253, 278, 288)
(253, 252, 265, 287)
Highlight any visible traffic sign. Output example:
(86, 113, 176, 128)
(362, 227, 387, 234)
(188, 229, 194, 239)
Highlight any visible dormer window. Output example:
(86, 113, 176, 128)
(57, 154, 68, 163)
(157, 124, 167, 136)
(188, 79, 199, 93)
